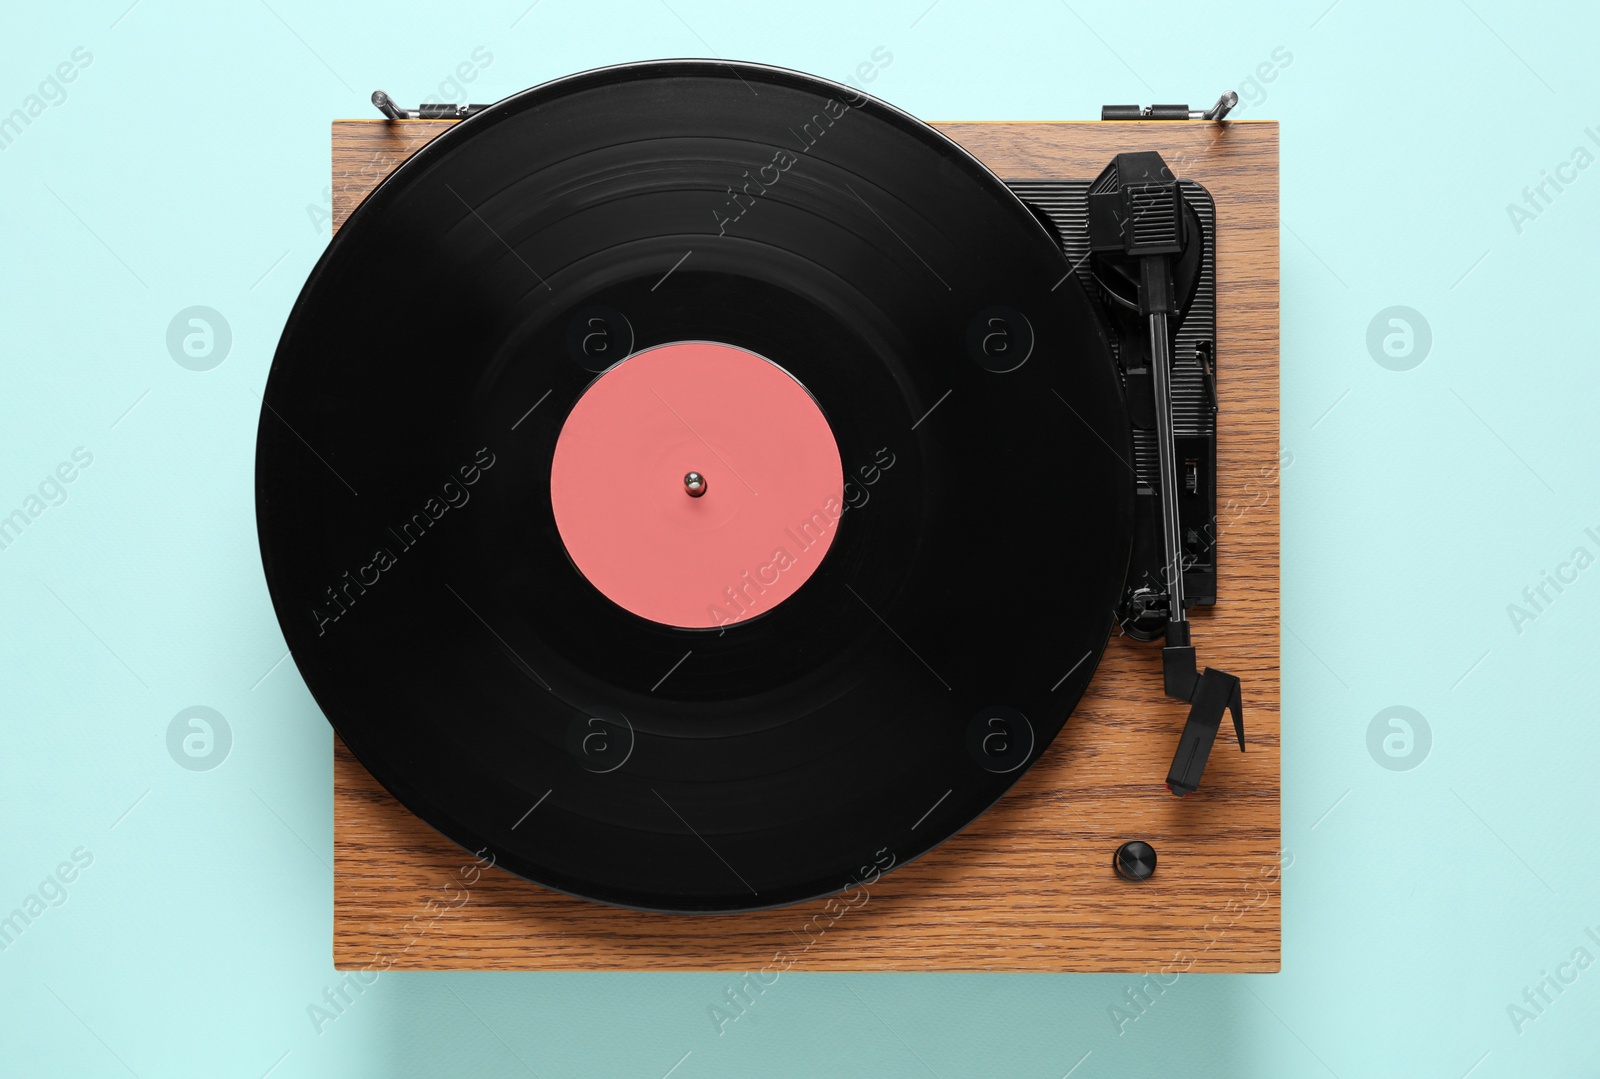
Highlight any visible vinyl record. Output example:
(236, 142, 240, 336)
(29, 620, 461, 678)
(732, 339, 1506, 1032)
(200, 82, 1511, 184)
(257, 60, 1134, 911)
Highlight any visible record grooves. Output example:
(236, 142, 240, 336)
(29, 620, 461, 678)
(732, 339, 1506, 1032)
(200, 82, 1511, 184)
(258, 61, 1135, 912)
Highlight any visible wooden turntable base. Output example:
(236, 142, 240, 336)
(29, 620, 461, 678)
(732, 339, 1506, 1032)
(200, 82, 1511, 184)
(327, 118, 1280, 972)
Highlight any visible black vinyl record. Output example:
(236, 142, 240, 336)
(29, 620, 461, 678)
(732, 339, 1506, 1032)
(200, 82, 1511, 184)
(257, 60, 1134, 912)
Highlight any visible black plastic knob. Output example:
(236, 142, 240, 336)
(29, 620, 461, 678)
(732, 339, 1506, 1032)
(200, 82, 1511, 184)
(1113, 840, 1157, 882)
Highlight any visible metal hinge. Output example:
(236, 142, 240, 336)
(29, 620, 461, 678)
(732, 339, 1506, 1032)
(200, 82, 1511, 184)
(371, 89, 489, 120)
(1101, 91, 1237, 121)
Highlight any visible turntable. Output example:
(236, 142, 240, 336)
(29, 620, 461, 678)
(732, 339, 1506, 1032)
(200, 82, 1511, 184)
(257, 61, 1281, 971)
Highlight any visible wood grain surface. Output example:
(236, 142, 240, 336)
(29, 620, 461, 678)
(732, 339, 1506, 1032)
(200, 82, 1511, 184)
(328, 119, 1280, 972)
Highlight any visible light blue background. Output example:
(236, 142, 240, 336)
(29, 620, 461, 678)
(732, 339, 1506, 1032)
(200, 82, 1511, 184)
(3, 1, 1597, 1075)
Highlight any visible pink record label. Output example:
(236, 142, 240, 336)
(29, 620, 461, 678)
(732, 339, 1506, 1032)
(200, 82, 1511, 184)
(550, 341, 844, 629)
